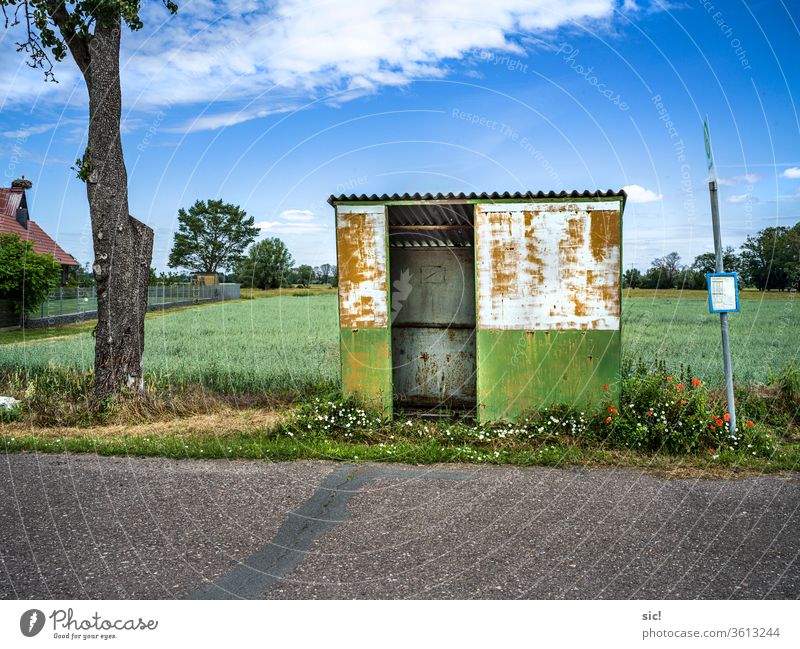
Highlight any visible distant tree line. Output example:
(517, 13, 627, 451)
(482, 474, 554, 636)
(623, 223, 800, 291)
(233, 237, 337, 289)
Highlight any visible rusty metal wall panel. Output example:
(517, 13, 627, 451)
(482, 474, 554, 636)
(336, 205, 389, 328)
(389, 244, 476, 407)
(389, 247, 475, 327)
(475, 201, 621, 330)
(392, 327, 476, 408)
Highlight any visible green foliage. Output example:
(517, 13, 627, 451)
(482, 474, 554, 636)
(0, 233, 61, 315)
(288, 397, 384, 441)
(692, 246, 740, 275)
(771, 361, 800, 405)
(603, 359, 713, 453)
(622, 267, 641, 288)
(295, 264, 314, 288)
(168, 199, 259, 274)
(1, 0, 178, 81)
(737, 225, 799, 290)
(234, 237, 294, 289)
(65, 262, 94, 287)
(71, 147, 92, 182)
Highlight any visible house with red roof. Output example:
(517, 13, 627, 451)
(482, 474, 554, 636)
(0, 177, 79, 284)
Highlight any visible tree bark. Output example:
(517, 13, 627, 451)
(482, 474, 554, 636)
(83, 21, 153, 401)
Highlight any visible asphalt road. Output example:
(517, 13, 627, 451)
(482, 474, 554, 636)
(1, 453, 798, 599)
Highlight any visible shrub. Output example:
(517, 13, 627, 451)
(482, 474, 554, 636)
(0, 233, 61, 316)
(599, 359, 777, 456)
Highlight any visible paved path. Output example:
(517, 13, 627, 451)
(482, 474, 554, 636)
(1, 453, 797, 599)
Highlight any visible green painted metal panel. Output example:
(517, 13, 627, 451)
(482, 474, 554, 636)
(340, 326, 393, 416)
(476, 330, 620, 422)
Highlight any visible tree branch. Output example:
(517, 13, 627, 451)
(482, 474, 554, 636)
(45, 0, 91, 76)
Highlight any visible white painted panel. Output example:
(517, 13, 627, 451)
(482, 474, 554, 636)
(476, 202, 621, 330)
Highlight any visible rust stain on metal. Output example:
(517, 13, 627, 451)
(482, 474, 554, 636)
(589, 209, 621, 262)
(336, 206, 388, 328)
(476, 201, 621, 330)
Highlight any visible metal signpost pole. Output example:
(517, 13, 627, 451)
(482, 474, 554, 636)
(705, 117, 737, 434)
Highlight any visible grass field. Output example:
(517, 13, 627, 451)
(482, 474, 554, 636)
(0, 290, 797, 391)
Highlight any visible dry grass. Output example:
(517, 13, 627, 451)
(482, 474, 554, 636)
(1, 406, 288, 440)
(240, 286, 337, 299)
(624, 287, 797, 300)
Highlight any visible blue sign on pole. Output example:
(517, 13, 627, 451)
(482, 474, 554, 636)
(706, 272, 740, 313)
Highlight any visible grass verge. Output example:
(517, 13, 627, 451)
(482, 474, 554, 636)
(2, 428, 798, 476)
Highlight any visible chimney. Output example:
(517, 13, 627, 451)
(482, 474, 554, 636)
(11, 176, 31, 229)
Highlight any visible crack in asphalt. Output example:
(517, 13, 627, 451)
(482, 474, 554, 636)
(190, 464, 472, 599)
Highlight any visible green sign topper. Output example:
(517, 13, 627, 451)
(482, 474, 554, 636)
(704, 117, 716, 180)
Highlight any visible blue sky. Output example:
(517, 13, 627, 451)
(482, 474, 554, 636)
(1, 0, 798, 271)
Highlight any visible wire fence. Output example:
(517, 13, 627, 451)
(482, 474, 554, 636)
(29, 283, 241, 321)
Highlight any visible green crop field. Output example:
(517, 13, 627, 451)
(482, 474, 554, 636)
(0, 292, 797, 392)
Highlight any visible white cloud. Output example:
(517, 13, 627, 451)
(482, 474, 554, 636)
(782, 167, 800, 179)
(2, 0, 619, 128)
(170, 104, 300, 133)
(2, 122, 60, 139)
(727, 193, 753, 204)
(256, 220, 327, 235)
(279, 210, 315, 222)
(718, 173, 761, 186)
(622, 184, 663, 203)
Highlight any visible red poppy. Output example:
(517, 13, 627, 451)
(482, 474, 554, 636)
(605, 416, 612, 424)
(691, 378, 702, 387)
(747, 420, 754, 427)
(647, 410, 653, 416)
(709, 448, 716, 455)
(666, 376, 673, 381)
(680, 399, 687, 405)
(715, 419, 723, 427)
(710, 424, 716, 431)
(723, 413, 731, 422)
(603, 385, 609, 391)
(676, 383, 684, 390)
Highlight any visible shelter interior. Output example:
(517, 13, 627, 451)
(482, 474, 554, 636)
(387, 203, 476, 412)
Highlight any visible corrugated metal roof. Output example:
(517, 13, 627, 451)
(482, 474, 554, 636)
(329, 189, 626, 205)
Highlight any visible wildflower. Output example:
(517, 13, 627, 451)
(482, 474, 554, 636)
(666, 376, 673, 381)
(603, 385, 609, 391)
(647, 410, 653, 416)
(715, 418, 723, 427)
(747, 420, 754, 427)
(680, 399, 687, 405)
(723, 413, 731, 422)
(676, 383, 684, 391)
(605, 416, 612, 424)
(710, 424, 716, 431)
(691, 378, 702, 387)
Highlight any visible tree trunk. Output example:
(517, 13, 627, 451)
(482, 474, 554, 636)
(84, 21, 153, 401)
